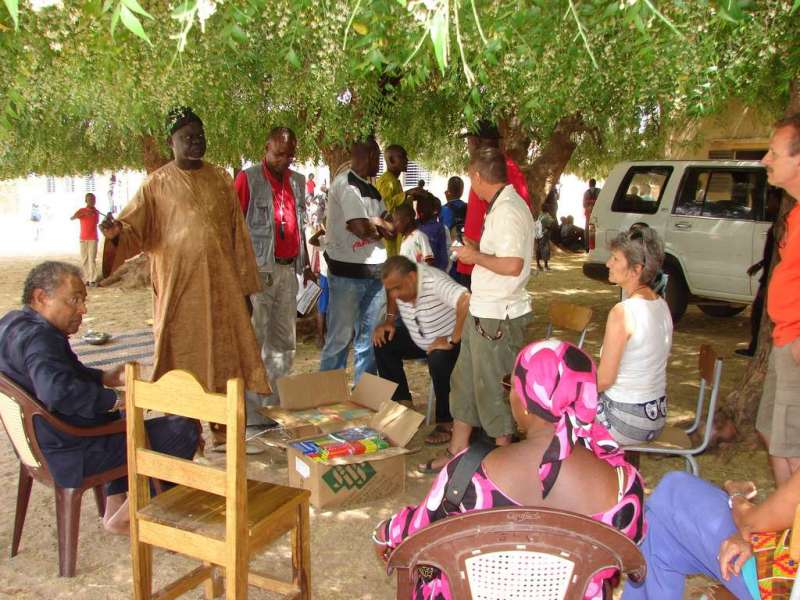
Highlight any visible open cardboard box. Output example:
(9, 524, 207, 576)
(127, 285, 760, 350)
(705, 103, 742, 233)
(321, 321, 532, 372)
(261, 369, 424, 508)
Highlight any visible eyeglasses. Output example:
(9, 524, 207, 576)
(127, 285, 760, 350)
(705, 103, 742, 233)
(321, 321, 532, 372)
(474, 317, 503, 341)
(55, 294, 87, 308)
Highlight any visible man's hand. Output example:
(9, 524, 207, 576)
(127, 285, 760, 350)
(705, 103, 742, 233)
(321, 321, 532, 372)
(102, 364, 125, 388)
(718, 533, 752, 581)
(100, 220, 122, 240)
(373, 323, 396, 347)
(724, 480, 758, 499)
(427, 336, 454, 354)
(792, 338, 800, 366)
(452, 244, 479, 265)
(303, 266, 317, 285)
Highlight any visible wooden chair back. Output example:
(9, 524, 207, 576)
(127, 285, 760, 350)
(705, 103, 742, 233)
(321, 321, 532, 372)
(387, 506, 645, 600)
(546, 302, 593, 348)
(126, 363, 247, 594)
(698, 343, 717, 385)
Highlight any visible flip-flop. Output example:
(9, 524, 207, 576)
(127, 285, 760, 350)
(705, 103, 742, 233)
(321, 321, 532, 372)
(425, 425, 452, 446)
(418, 449, 454, 474)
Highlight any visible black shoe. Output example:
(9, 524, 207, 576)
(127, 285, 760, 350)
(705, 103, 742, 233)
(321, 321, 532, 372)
(734, 348, 755, 357)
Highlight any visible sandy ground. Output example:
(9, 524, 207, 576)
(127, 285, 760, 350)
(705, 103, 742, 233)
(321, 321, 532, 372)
(0, 250, 768, 599)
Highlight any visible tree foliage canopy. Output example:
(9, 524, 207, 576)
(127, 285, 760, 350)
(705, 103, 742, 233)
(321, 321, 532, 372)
(0, 0, 798, 180)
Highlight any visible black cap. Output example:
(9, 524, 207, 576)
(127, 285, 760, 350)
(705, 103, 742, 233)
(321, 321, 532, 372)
(166, 106, 203, 136)
(458, 119, 500, 139)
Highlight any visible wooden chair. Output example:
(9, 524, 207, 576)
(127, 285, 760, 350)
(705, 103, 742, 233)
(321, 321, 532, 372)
(387, 506, 646, 600)
(0, 372, 127, 576)
(545, 302, 593, 348)
(125, 363, 311, 600)
(624, 344, 722, 476)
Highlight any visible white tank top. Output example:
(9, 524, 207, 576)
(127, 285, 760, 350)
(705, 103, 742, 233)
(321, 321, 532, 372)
(604, 296, 673, 404)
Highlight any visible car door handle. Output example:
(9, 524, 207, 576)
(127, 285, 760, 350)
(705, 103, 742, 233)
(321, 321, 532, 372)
(674, 222, 692, 230)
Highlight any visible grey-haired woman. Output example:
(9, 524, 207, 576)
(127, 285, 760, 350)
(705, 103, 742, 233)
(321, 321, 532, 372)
(596, 227, 673, 444)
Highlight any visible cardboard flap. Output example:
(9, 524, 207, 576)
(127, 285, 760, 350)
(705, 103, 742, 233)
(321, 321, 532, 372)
(371, 399, 424, 447)
(350, 372, 398, 411)
(277, 369, 350, 410)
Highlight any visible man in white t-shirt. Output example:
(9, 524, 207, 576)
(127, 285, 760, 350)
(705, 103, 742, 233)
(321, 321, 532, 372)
(319, 138, 395, 383)
(428, 147, 534, 471)
(373, 256, 470, 446)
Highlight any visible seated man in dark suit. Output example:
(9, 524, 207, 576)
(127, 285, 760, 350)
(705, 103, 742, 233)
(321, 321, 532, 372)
(0, 261, 199, 534)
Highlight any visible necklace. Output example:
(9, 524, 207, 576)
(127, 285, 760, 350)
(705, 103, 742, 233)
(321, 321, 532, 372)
(629, 284, 651, 298)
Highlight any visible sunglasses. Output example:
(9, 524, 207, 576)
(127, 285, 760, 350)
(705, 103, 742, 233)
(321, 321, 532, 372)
(474, 317, 504, 341)
(501, 373, 512, 392)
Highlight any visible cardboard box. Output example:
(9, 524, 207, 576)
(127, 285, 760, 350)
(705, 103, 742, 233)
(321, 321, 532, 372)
(263, 370, 424, 509)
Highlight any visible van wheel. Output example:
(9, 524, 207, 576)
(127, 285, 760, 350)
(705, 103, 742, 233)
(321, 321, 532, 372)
(663, 263, 688, 323)
(697, 303, 747, 318)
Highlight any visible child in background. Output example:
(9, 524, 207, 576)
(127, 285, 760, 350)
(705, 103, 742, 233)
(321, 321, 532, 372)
(308, 227, 329, 348)
(393, 203, 433, 265)
(416, 192, 449, 271)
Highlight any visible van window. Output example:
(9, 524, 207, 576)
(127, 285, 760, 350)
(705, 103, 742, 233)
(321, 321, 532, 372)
(675, 168, 764, 220)
(611, 167, 672, 214)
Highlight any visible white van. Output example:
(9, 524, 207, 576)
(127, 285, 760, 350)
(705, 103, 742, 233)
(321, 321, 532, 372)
(583, 160, 780, 322)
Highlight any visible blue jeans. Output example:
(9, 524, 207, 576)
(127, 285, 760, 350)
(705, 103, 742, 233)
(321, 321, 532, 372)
(319, 273, 386, 384)
(622, 472, 752, 600)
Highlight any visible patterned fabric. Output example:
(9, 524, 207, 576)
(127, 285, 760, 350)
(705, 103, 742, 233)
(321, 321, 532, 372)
(752, 528, 798, 600)
(512, 339, 626, 498)
(380, 339, 646, 600)
(380, 451, 646, 600)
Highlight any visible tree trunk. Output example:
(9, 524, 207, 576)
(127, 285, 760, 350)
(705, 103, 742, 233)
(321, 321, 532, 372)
(321, 144, 350, 182)
(140, 134, 170, 174)
(515, 113, 588, 213)
(725, 78, 799, 431)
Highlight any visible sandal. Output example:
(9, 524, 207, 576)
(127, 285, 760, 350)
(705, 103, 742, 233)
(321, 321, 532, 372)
(425, 424, 453, 446)
(418, 449, 454, 474)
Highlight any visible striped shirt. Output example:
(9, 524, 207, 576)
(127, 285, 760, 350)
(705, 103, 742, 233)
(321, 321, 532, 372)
(397, 264, 468, 351)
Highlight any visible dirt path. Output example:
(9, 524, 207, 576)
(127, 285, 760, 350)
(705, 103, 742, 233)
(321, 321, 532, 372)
(0, 252, 766, 598)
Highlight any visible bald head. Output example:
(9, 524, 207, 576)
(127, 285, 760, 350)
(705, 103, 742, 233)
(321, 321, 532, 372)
(351, 137, 381, 178)
(265, 126, 297, 177)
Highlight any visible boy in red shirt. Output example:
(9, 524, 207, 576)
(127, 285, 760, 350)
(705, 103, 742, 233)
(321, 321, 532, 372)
(70, 193, 101, 286)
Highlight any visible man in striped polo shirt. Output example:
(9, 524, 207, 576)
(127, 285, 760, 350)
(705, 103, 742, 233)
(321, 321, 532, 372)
(372, 256, 470, 447)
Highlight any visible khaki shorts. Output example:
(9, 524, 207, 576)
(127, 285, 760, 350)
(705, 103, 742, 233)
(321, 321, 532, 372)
(449, 311, 532, 438)
(756, 343, 800, 457)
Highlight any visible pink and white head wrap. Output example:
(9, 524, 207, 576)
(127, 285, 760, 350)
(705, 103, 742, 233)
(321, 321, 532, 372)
(512, 339, 626, 498)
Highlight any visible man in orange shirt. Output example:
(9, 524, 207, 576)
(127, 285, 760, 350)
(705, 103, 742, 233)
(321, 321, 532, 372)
(70, 193, 101, 286)
(756, 113, 800, 485)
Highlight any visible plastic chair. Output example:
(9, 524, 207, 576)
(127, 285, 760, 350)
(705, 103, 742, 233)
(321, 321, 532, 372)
(624, 344, 722, 476)
(126, 363, 311, 600)
(0, 372, 127, 576)
(545, 302, 593, 348)
(387, 506, 646, 600)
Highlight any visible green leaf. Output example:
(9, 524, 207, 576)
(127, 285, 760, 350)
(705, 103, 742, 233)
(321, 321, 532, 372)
(429, 6, 449, 76)
(3, 0, 18, 30)
(119, 4, 152, 44)
(110, 2, 121, 36)
(286, 48, 301, 69)
(791, 0, 800, 15)
(121, 0, 153, 19)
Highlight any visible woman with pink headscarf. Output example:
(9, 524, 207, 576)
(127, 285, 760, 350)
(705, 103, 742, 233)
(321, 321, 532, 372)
(373, 339, 647, 600)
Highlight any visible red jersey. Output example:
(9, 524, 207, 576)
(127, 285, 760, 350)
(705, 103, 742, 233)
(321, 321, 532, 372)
(74, 207, 99, 241)
(457, 156, 530, 275)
